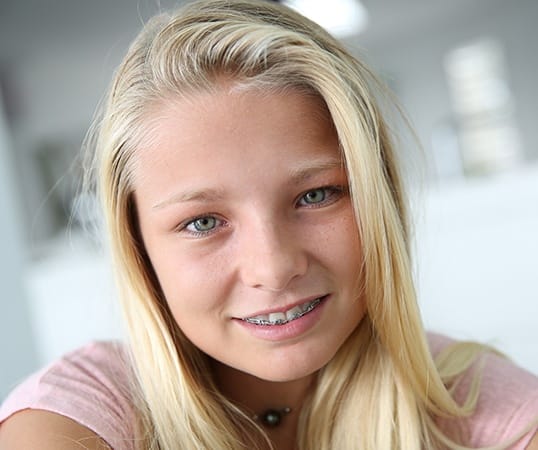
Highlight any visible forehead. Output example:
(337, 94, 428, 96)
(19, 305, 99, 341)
(146, 81, 332, 136)
(132, 85, 340, 181)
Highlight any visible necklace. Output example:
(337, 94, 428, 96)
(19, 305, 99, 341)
(253, 407, 291, 427)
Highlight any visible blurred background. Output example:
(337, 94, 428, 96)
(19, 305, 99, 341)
(1, 0, 537, 400)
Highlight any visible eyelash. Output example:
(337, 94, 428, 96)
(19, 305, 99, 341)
(177, 185, 345, 238)
(178, 215, 227, 238)
(296, 185, 345, 208)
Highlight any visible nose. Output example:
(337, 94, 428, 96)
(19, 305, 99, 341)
(237, 219, 308, 292)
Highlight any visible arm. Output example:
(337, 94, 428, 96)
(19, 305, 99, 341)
(527, 432, 538, 450)
(0, 410, 111, 450)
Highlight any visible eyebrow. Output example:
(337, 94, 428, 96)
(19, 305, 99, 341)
(152, 188, 226, 210)
(152, 158, 344, 210)
(288, 158, 344, 183)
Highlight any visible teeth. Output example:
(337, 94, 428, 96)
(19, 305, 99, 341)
(243, 297, 324, 326)
(285, 306, 302, 320)
(268, 312, 286, 324)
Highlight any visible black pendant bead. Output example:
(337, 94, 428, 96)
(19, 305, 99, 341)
(262, 409, 281, 427)
(259, 407, 291, 427)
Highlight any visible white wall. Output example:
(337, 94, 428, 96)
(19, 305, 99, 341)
(24, 235, 122, 367)
(0, 95, 38, 400)
(360, 0, 538, 372)
(360, 0, 538, 163)
(415, 165, 538, 373)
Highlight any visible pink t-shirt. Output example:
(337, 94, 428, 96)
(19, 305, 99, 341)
(1, 333, 537, 449)
(0, 341, 136, 449)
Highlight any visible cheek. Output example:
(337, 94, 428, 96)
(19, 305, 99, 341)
(320, 212, 363, 277)
(147, 242, 232, 314)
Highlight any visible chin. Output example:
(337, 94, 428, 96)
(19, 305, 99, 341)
(246, 354, 331, 383)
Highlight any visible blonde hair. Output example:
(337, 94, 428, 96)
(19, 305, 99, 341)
(88, 1, 533, 449)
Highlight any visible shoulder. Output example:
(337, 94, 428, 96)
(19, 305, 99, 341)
(0, 409, 112, 449)
(428, 332, 538, 449)
(0, 341, 137, 450)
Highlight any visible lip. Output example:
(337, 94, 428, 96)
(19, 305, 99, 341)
(237, 294, 327, 320)
(234, 294, 330, 341)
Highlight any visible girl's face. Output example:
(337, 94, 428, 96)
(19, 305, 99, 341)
(134, 86, 366, 382)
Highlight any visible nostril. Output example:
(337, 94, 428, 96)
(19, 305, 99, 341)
(237, 221, 308, 291)
(240, 249, 308, 291)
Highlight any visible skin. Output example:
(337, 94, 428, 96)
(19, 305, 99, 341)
(133, 86, 367, 446)
(0, 410, 111, 449)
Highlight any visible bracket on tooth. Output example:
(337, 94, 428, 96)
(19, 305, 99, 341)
(243, 297, 324, 326)
(245, 318, 288, 326)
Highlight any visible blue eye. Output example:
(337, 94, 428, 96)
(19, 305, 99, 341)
(298, 186, 343, 207)
(301, 188, 326, 204)
(185, 216, 219, 233)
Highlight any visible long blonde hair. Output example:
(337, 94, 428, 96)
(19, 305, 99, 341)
(89, 1, 526, 448)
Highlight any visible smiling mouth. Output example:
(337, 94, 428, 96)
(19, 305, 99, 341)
(242, 296, 326, 326)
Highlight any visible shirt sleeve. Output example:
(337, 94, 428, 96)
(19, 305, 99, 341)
(430, 333, 538, 449)
(0, 341, 137, 450)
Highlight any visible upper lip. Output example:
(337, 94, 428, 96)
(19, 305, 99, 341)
(237, 294, 328, 319)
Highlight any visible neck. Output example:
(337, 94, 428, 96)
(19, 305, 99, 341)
(211, 359, 316, 433)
